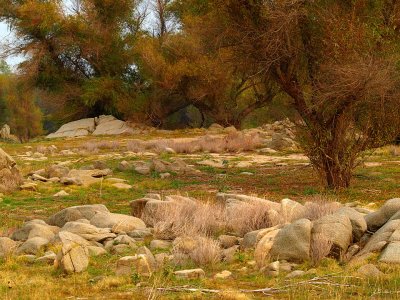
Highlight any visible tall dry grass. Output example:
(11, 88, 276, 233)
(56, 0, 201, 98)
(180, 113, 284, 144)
(126, 132, 262, 154)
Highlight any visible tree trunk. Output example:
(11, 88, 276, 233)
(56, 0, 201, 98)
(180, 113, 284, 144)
(322, 157, 352, 189)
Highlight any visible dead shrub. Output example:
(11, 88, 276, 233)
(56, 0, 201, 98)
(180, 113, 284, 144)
(126, 139, 147, 152)
(82, 140, 120, 152)
(227, 201, 282, 236)
(172, 235, 222, 266)
(389, 145, 400, 156)
(151, 199, 226, 238)
(310, 233, 333, 266)
(299, 196, 342, 221)
(189, 236, 222, 266)
(0, 168, 22, 193)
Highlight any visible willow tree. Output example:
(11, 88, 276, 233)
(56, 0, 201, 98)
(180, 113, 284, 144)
(136, 0, 278, 127)
(213, 0, 400, 188)
(0, 0, 146, 122)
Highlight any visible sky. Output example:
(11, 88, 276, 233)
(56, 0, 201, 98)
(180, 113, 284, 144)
(0, 21, 25, 67)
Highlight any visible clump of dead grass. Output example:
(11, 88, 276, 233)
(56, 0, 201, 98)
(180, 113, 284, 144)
(299, 196, 342, 221)
(150, 199, 226, 239)
(172, 235, 222, 266)
(227, 201, 283, 236)
(126, 132, 262, 154)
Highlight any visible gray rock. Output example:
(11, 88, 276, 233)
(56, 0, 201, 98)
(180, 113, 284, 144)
(36, 251, 57, 264)
(56, 244, 89, 274)
(357, 264, 384, 277)
(128, 228, 153, 239)
(269, 219, 312, 262)
(116, 255, 153, 276)
(174, 268, 205, 279)
(358, 220, 400, 256)
(48, 204, 109, 227)
(87, 246, 107, 257)
(336, 207, 367, 241)
(61, 221, 116, 242)
(89, 212, 146, 233)
(47, 118, 95, 139)
(312, 213, 352, 257)
(365, 198, 400, 231)
(16, 237, 49, 255)
(379, 242, 400, 263)
(11, 221, 59, 241)
(113, 234, 137, 247)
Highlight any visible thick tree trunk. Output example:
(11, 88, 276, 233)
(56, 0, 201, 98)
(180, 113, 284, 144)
(322, 157, 352, 189)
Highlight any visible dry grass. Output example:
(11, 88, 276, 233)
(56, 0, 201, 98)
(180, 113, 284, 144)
(389, 145, 400, 156)
(0, 168, 23, 193)
(172, 235, 222, 266)
(227, 201, 282, 236)
(81, 141, 121, 152)
(151, 199, 226, 238)
(299, 196, 342, 221)
(126, 132, 262, 154)
(310, 233, 333, 266)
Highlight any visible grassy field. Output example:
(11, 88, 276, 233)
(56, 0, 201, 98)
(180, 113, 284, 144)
(0, 133, 400, 299)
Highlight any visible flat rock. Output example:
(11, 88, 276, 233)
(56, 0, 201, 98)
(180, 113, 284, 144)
(89, 212, 146, 233)
(16, 237, 49, 255)
(47, 118, 95, 139)
(365, 198, 400, 232)
(174, 268, 205, 279)
(61, 221, 116, 242)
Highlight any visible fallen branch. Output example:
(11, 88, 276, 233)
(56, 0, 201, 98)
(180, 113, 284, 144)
(155, 273, 357, 295)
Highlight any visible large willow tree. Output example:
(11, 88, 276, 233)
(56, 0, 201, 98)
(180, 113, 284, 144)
(208, 0, 400, 189)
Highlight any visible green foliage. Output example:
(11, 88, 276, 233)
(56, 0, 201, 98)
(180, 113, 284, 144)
(0, 60, 11, 74)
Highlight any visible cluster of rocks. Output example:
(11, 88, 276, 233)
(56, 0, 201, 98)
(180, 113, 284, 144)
(1, 193, 398, 280)
(46, 115, 143, 139)
(23, 163, 128, 191)
(0, 204, 147, 274)
(256, 119, 299, 152)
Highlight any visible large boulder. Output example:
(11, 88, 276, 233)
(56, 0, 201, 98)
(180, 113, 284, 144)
(92, 115, 134, 136)
(336, 207, 367, 242)
(365, 198, 400, 231)
(89, 212, 146, 233)
(269, 219, 312, 262)
(47, 204, 110, 227)
(312, 213, 353, 257)
(55, 243, 89, 274)
(11, 220, 59, 241)
(46, 118, 95, 139)
(53, 231, 91, 273)
(16, 237, 49, 255)
(358, 220, 400, 256)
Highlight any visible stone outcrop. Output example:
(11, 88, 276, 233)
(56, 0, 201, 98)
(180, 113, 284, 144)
(47, 115, 135, 139)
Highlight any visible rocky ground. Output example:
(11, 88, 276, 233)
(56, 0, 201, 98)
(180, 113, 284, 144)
(0, 119, 400, 299)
